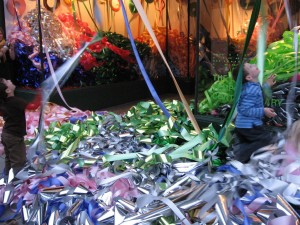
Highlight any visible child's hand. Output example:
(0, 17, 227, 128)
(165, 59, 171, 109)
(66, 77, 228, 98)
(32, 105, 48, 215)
(264, 107, 277, 118)
(266, 74, 276, 87)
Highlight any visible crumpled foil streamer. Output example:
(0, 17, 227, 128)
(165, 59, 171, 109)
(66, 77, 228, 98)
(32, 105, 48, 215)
(26, 33, 101, 172)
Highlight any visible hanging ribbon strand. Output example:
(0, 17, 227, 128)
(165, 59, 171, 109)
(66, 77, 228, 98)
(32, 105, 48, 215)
(218, 0, 262, 141)
(131, 0, 201, 134)
(119, 0, 171, 119)
(27, 1, 103, 168)
(283, 0, 300, 127)
(285, 26, 299, 127)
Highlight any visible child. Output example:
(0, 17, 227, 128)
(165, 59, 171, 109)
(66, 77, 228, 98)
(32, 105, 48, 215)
(0, 79, 40, 178)
(232, 62, 277, 163)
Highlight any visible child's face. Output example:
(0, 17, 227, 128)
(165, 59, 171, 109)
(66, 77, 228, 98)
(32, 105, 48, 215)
(2, 79, 15, 94)
(244, 63, 260, 82)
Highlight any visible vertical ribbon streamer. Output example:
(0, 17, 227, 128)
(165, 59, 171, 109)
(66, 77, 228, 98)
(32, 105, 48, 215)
(77, 0, 82, 20)
(82, 1, 100, 32)
(93, 0, 103, 30)
(203, 0, 220, 39)
(284, 0, 293, 29)
(131, 0, 201, 134)
(27, 1, 103, 166)
(27, 0, 103, 167)
(37, 0, 45, 78)
(45, 45, 77, 111)
(71, 0, 77, 29)
(27, 35, 102, 168)
(257, 0, 267, 85)
(286, 27, 299, 127)
(270, 3, 285, 31)
(283, 0, 298, 127)
(225, 0, 231, 34)
(217, 0, 230, 41)
(218, 0, 262, 142)
(119, 0, 171, 118)
(234, 0, 243, 35)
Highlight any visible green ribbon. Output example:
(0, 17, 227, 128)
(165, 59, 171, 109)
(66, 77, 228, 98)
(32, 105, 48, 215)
(125, 100, 195, 145)
(158, 216, 175, 225)
(198, 74, 236, 114)
(59, 137, 81, 163)
(45, 114, 101, 163)
(129, 0, 138, 14)
(218, 0, 262, 142)
(251, 31, 300, 81)
(103, 124, 221, 166)
(41, 99, 226, 168)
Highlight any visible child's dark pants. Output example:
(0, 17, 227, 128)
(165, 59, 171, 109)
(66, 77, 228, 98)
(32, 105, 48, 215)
(1, 132, 26, 176)
(233, 126, 275, 163)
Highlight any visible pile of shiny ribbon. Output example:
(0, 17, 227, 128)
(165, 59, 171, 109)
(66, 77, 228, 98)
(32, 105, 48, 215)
(1, 0, 299, 223)
(0, 99, 299, 224)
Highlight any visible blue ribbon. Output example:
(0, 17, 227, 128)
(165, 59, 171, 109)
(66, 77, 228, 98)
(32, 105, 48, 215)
(73, 199, 104, 224)
(0, 204, 5, 218)
(39, 177, 64, 187)
(120, 0, 171, 118)
(29, 176, 64, 194)
(44, 198, 68, 222)
(87, 199, 104, 221)
(70, 115, 88, 124)
(0, 197, 23, 222)
(217, 164, 242, 175)
(234, 198, 252, 225)
(30, 185, 40, 194)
